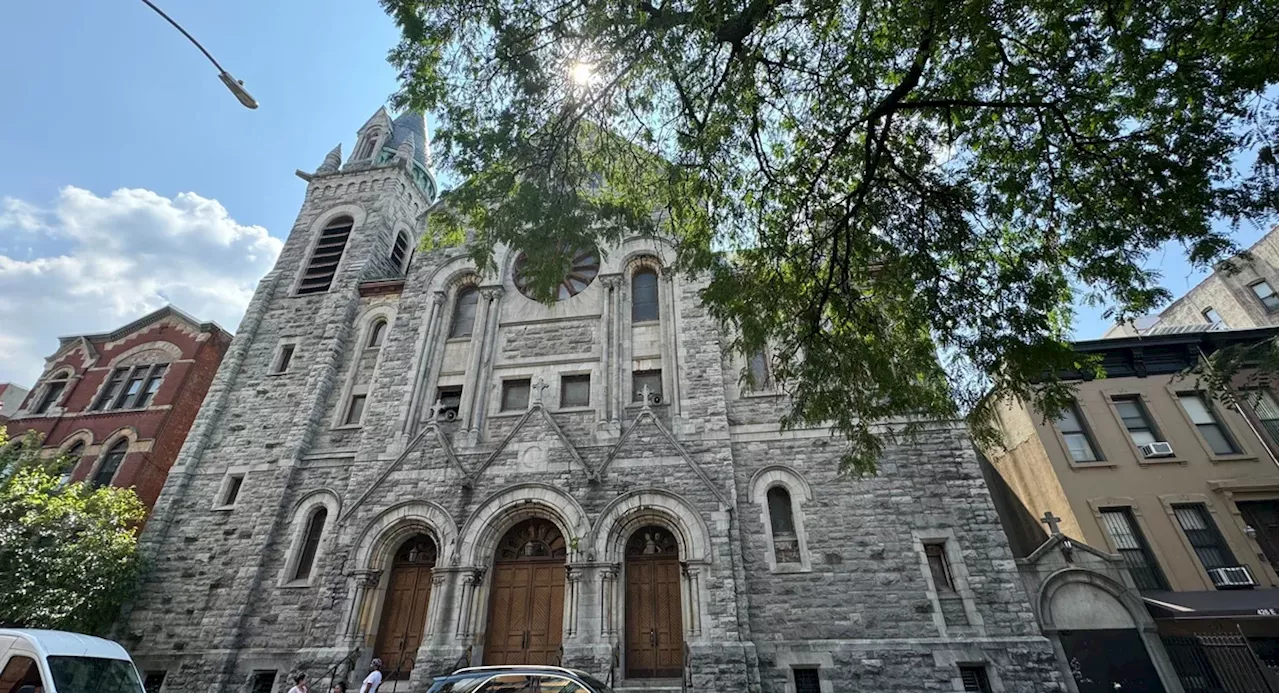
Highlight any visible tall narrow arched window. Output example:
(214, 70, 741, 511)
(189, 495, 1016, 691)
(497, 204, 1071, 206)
(92, 440, 128, 487)
(297, 217, 354, 295)
(33, 371, 71, 414)
(632, 268, 660, 322)
(450, 286, 480, 338)
(368, 320, 387, 348)
(748, 351, 769, 389)
(60, 440, 85, 485)
(767, 486, 800, 563)
(293, 507, 328, 581)
(390, 231, 411, 272)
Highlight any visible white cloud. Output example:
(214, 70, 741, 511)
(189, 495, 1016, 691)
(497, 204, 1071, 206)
(0, 186, 282, 385)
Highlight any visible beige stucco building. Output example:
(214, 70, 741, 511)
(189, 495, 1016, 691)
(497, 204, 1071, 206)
(982, 325, 1278, 693)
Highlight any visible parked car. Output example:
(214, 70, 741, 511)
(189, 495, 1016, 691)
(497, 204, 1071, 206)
(0, 630, 145, 693)
(424, 665, 618, 692)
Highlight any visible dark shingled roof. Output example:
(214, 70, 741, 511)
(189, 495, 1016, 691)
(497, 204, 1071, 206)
(388, 111, 430, 170)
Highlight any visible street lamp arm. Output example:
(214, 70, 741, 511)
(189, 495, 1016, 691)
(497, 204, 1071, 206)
(138, 0, 227, 73)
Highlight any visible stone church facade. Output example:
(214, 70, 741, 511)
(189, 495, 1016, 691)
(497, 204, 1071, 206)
(121, 108, 1063, 693)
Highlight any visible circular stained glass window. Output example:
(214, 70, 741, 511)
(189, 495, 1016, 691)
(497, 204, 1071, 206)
(512, 248, 600, 301)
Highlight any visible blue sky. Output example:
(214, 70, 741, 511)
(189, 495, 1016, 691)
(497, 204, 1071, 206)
(0, 0, 1272, 385)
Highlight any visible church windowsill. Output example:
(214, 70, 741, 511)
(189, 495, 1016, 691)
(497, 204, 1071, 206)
(772, 562, 811, 574)
(331, 424, 362, 431)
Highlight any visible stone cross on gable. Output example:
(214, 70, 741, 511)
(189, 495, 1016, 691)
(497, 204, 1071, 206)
(427, 397, 445, 421)
(1040, 511, 1063, 536)
(640, 384, 653, 410)
(532, 377, 549, 405)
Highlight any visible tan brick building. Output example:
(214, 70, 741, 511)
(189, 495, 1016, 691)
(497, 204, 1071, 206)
(983, 325, 1278, 693)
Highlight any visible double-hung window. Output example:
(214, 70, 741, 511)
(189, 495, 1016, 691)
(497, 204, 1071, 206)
(1112, 396, 1159, 448)
(1055, 402, 1101, 462)
(1178, 393, 1239, 455)
(1250, 280, 1278, 311)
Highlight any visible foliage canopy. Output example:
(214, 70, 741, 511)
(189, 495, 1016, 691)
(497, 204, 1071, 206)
(383, 0, 1278, 472)
(0, 428, 146, 633)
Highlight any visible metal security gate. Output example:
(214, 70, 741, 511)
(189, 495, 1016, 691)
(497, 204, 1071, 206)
(1162, 635, 1278, 693)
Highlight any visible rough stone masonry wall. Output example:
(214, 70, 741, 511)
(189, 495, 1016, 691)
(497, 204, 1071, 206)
(121, 149, 1059, 693)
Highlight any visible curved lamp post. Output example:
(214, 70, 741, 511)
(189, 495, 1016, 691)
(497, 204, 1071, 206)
(139, 0, 258, 109)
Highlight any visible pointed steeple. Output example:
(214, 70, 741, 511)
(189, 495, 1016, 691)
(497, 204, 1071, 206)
(317, 144, 342, 174)
(393, 132, 416, 165)
(388, 111, 432, 170)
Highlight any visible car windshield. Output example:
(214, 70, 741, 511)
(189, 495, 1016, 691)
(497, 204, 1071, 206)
(47, 656, 144, 693)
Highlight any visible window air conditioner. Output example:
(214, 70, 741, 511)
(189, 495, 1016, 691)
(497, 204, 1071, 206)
(1140, 441, 1175, 458)
(1208, 566, 1257, 589)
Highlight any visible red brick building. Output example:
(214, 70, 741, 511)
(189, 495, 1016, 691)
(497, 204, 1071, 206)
(6, 306, 231, 511)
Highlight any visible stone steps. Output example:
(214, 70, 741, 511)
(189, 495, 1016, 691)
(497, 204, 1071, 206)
(614, 679, 683, 692)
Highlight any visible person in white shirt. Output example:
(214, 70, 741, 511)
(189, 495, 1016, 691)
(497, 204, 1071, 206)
(287, 673, 309, 693)
(359, 659, 383, 693)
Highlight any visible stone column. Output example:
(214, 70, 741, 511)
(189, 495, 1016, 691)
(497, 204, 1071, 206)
(405, 291, 446, 434)
(682, 563, 703, 637)
(346, 569, 384, 647)
(457, 289, 493, 434)
(598, 277, 620, 427)
(661, 273, 682, 417)
(599, 564, 620, 636)
(471, 287, 504, 437)
(455, 568, 487, 638)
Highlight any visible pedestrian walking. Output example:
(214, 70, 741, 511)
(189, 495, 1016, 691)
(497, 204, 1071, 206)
(358, 659, 383, 693)
(287, 673, 308, 693)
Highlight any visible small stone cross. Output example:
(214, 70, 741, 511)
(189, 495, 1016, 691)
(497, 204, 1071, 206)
(532, 377, 549, 405)
(1040, 511, 1063, 536)
(427, 397, 445, 421)
(639, 384, 653, 409)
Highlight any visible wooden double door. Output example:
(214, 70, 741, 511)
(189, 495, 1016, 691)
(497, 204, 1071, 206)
(625, 527, 684, 679)
(373, 535, 438, 680)
(485, 519, 567, 665)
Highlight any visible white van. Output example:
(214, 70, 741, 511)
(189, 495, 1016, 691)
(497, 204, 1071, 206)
(0, 630, 145, 693)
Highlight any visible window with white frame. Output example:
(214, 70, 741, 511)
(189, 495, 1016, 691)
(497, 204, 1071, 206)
(1250, 279, 1278, 311)
(1178, 393, 1239, 455)
(1054, 401, 1101, 462)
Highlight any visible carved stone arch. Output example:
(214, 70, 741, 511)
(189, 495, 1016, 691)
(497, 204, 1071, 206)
(455, 483, 589, 565)
(279, 489, 341, 586)
(749, 464, 814, 572)
(749, 465, 814, 502)
(56, 429, 95, 453)
(291, 204, 368, 294)
(349, 499, 457, 571)
(111, 341, 182, 367)
(44, 365, 75, 381)
(99, 425, 140, 453)
(356, 305, 398, 346)
(1037, 567, 1149, 632)
(590, 488, 713, 564)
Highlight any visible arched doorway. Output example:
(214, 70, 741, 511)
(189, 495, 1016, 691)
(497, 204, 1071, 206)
(625, 526, 683, 679)
(373, 534, 437, 680)
(484, 518, 567, 666)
